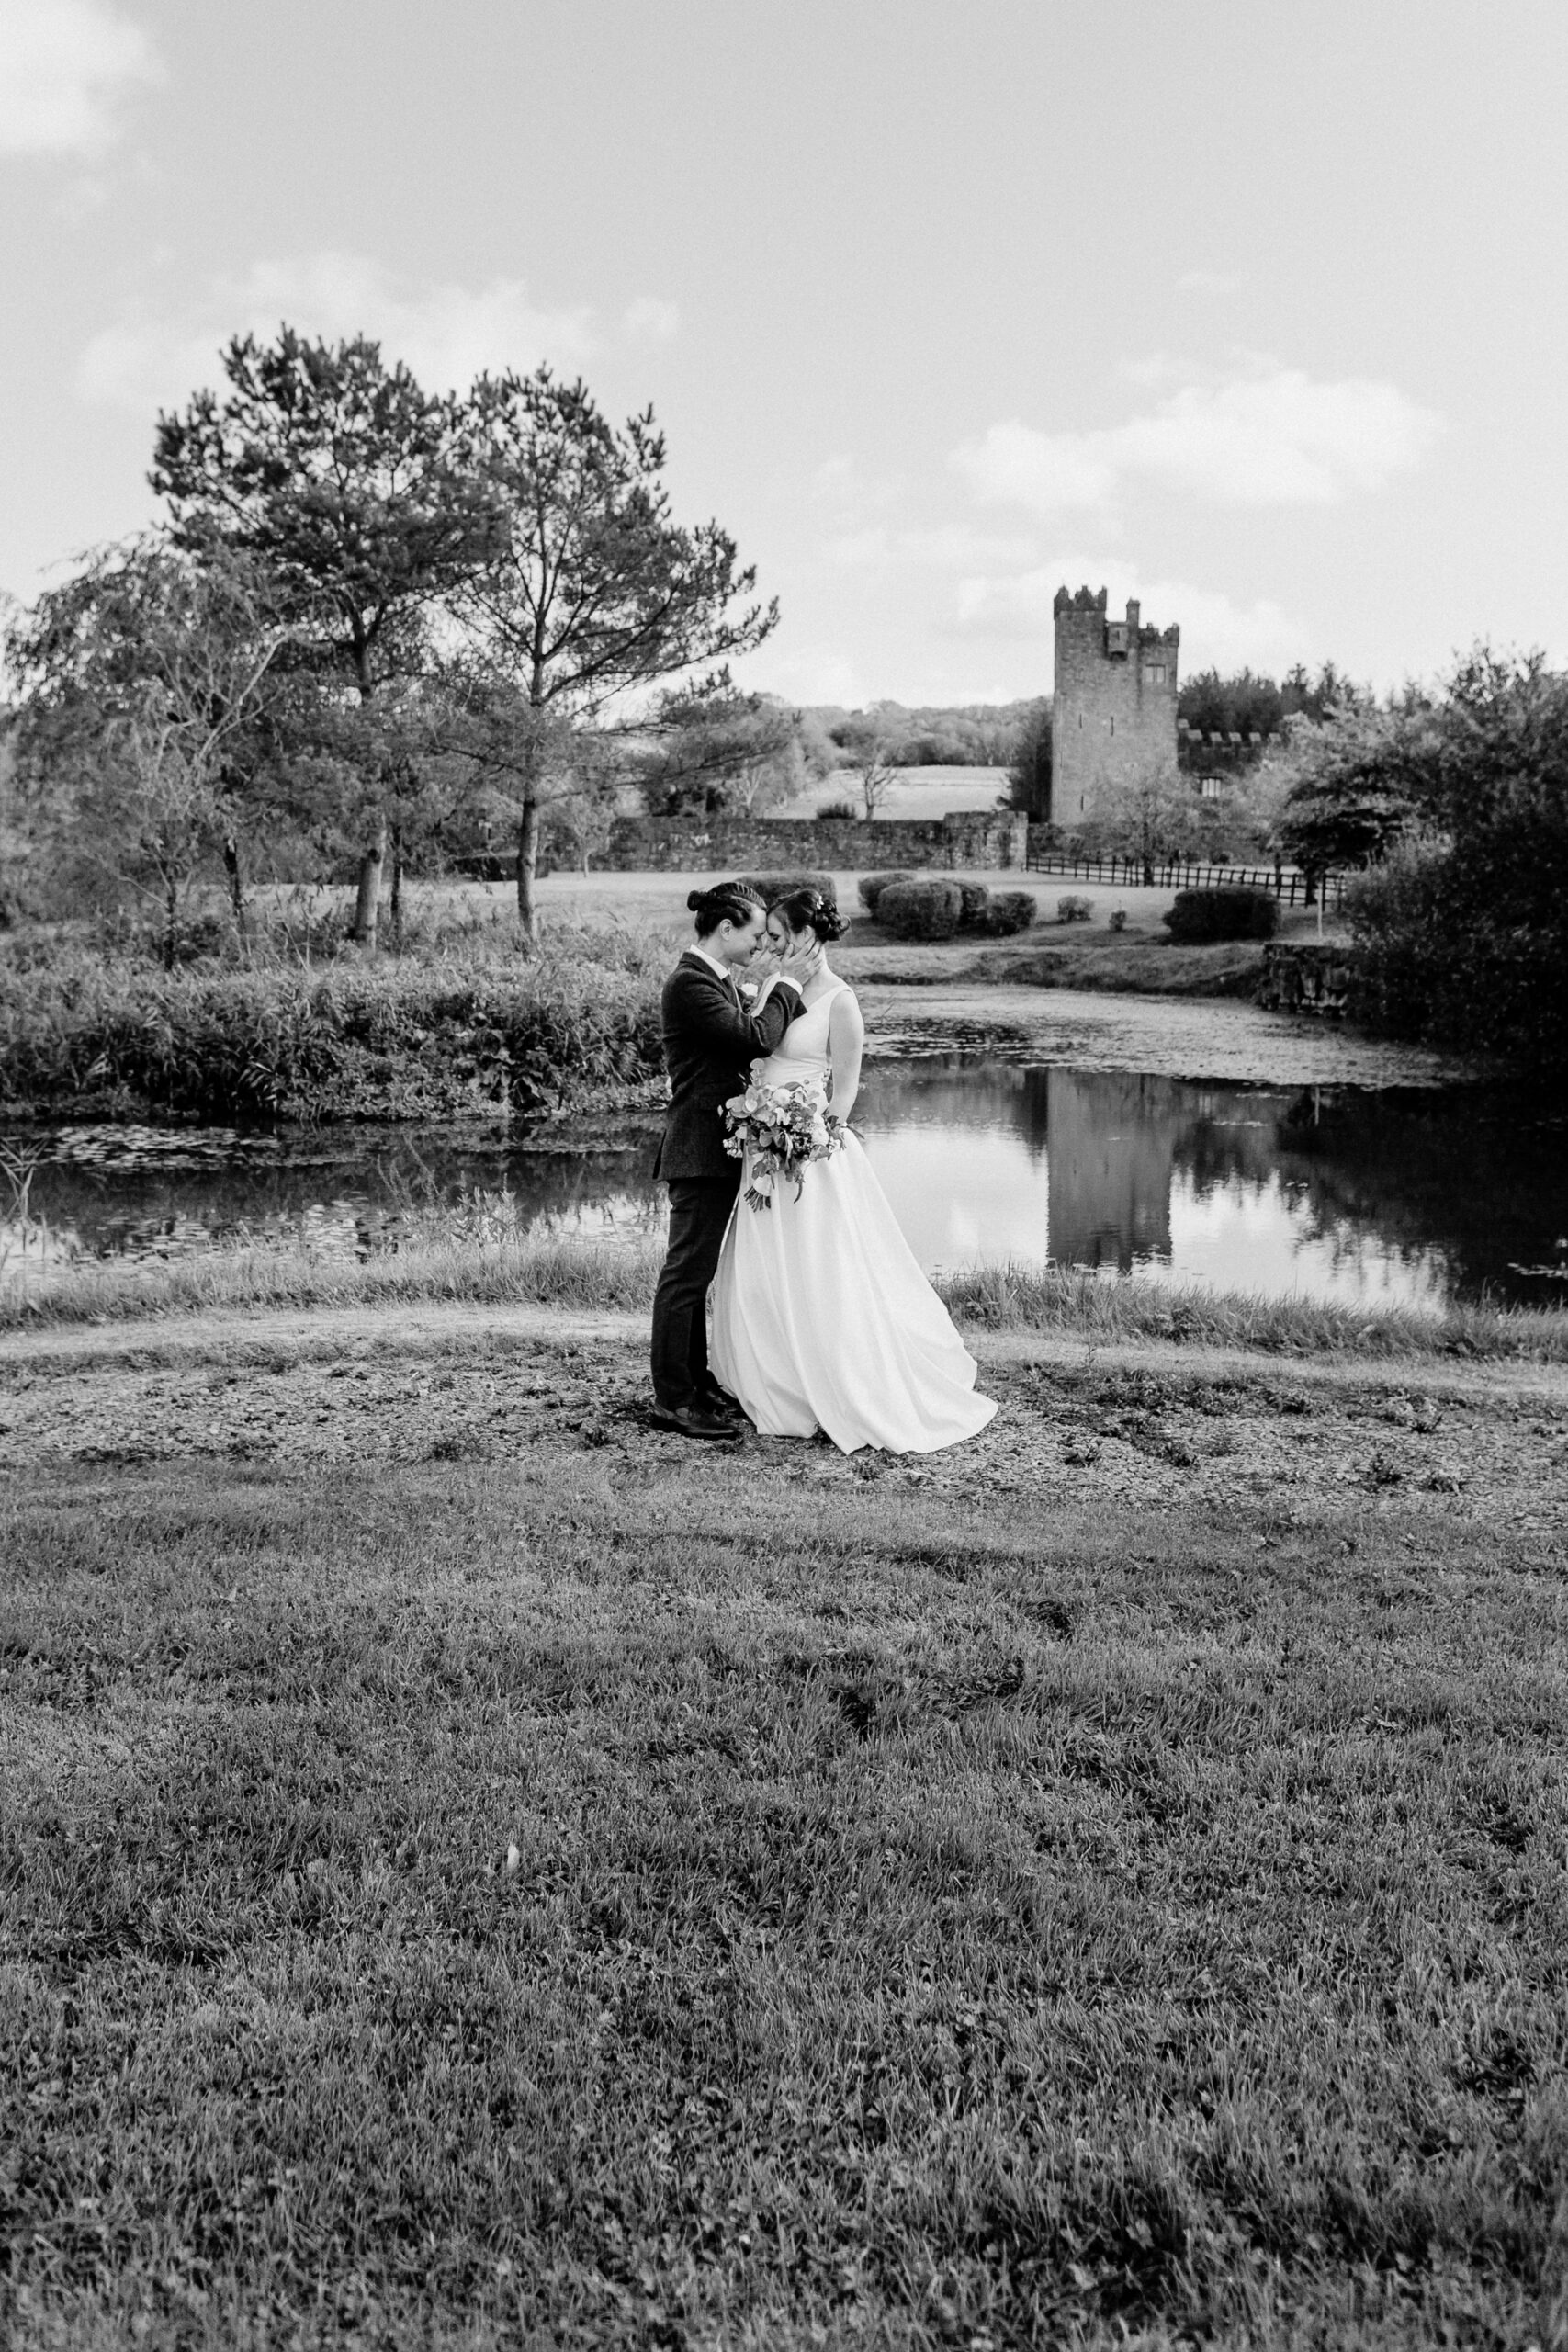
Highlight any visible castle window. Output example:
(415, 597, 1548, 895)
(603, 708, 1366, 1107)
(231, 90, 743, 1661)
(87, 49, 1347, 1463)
(1200, 776, 1223, 801)
(1109, 717, 1115, 735)
(1144, 662, 1166, 684)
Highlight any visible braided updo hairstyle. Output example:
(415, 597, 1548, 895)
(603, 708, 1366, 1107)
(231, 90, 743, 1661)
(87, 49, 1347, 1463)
(687, 880, 765, 937)
(772, 886, 847, 944)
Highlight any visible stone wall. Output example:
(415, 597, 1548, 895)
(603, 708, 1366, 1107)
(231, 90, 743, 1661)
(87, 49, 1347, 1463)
(1256, 942, 1362, 1019)
(596, 809, 1028, 874)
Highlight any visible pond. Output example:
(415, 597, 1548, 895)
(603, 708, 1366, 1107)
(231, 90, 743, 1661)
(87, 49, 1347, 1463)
(4, 1058, 1566, 1310)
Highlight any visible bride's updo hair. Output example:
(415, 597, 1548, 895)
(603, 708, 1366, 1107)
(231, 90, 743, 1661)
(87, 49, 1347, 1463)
(772, 886, 846, 944)
(687, 880, 765, 937)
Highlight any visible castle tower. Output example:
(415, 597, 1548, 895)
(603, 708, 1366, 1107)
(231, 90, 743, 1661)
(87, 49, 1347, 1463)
(1050, 586, 1179, 828)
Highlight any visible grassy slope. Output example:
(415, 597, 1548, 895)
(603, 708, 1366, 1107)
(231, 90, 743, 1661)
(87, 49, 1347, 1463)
(838, 933, 1272, 1000)
(4, 1314, 1567, 2349)
(7, 1238, 1568, 1367)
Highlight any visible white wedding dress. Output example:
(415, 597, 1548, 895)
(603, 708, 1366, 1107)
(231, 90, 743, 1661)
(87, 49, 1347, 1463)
(710, 983, 997, 1454)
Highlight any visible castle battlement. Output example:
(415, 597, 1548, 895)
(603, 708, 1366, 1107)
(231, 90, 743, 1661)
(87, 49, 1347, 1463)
(1049, 587, 1179, 827)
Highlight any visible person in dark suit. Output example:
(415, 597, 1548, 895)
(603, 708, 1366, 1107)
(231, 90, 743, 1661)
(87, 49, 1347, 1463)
(650, 881, 816, 1438)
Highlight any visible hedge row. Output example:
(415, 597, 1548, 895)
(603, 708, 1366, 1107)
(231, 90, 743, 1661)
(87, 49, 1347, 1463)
(859, 872, 1037, 941)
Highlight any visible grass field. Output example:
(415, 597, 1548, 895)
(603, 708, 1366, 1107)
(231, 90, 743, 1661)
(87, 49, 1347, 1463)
(4, 1299, 1566, 2349)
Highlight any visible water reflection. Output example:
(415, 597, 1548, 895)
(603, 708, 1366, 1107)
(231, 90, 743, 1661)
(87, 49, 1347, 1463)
(853, 1061, 1568, 1307)
(5, 1061, 1565, 1310)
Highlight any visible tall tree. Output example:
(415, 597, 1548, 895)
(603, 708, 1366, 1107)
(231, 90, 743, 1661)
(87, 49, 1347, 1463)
(1272, 701, 1426, 894)
(456, 368, 777, 935)
(151, 329, 497, 944)
(4, 537, 296, 959)
(1000, 697, 1052, 819)
(637, 689, 829, 819)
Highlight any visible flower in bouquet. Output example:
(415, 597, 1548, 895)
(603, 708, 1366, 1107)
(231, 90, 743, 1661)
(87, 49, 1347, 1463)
(723, 1077, 846, 1210)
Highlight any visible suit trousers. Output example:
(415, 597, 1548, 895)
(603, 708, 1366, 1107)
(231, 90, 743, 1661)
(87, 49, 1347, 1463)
(650, 1174, 739, 1408)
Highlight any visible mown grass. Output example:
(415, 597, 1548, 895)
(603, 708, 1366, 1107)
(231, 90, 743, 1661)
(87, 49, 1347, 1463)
(6, 1230, 1568, 1366)
(3, 1443, 1564, 2348)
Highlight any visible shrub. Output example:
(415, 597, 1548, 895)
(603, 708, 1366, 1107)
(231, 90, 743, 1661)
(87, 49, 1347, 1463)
(736, 871, 837, 910)
(816, 800, 857, 821)
(876, 877, 964, 942)
(1056, 894, 1094, 924)
(1163, 886, 1280, 944)
(857, 870, 914, 914)
(1109, 909, 1128, 933)
(0, 946, 664, 1124)
(1348, 841, 1568, 1078)
(956, 881, 991, 929)
(978, 890, 1037, 938)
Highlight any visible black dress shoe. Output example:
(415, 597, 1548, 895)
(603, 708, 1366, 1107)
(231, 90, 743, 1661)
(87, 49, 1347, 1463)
(649, 1400, 741, 1442)
(698, 1382, 746, 1421)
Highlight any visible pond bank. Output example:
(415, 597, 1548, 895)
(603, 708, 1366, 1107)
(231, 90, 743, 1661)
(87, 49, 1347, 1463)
(856, 983, 1474, 1087)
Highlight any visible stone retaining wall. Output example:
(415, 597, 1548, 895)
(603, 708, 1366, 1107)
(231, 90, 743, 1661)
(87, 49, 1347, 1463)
(597, 810, 1027, 874)
(1257, 942, 1362, 1019)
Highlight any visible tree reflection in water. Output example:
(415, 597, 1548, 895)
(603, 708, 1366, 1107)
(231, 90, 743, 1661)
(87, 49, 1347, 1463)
(6, 1064, 1566, 1307)
(853, 1057, 1568, 1306)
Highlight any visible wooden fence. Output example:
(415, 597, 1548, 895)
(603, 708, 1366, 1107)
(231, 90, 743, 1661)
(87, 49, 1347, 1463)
(1022, 848, 1345, 910)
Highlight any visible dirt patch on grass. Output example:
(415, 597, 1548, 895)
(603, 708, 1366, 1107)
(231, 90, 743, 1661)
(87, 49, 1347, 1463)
(5, 1300, 1563, 1542)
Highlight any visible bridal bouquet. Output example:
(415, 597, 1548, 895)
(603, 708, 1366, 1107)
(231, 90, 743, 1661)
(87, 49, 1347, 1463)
(723, 1077, 845, 1211)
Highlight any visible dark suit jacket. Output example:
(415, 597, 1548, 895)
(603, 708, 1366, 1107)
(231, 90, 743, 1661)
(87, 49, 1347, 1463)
(652, 952, 803, 1181)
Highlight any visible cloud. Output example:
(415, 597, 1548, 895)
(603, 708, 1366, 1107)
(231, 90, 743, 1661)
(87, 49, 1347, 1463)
(623, 296, 679, 341)
(745, 644, 870, 707)
(77, 251, 595, 410)
(1175, 268, 1241, 296)
(953, 559, 1304, 674)
(824, 521, 1037, 572)
(953, 363, 1444, 514)
(0, 0, 158, 155)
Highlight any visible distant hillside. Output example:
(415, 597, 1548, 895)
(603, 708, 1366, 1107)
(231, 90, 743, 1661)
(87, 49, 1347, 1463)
(807, 697, 1048, 768)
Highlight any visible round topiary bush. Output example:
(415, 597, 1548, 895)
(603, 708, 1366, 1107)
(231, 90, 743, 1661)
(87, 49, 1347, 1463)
(956, 881, 991, 929)
(1056, 894, 1094, 924)
(979, 890, 1038, 938)
(876, 877, 964, 941)
(737, 870, 838, 910)
(857, 869, 915, 914)
(1163, 886, 1279, 944)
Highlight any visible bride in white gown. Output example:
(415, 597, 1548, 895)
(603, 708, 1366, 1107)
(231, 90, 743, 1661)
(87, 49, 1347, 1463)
(710, 887, 997, 1454)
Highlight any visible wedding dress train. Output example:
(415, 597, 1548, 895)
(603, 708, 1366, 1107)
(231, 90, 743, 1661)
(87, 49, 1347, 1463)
(709, 985, 997, 1454)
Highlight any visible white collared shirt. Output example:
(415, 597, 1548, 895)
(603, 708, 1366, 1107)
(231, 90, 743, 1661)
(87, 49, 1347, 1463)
(689, 944, 728, 980)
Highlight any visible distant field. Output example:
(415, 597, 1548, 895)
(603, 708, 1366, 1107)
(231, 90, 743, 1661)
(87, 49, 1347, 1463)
(772, 764, 1011, 820)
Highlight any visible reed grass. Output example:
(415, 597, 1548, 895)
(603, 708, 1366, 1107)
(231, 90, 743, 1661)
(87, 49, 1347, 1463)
(6, 1230, 1564, 1363)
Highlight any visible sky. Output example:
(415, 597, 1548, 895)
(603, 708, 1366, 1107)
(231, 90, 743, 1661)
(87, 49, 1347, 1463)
(1, 0, 1564, 707)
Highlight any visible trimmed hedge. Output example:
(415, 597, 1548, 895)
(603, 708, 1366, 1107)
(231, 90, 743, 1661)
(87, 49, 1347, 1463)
(857, 870, 915, 914)
(876, 877, 964, 942)
(956, 882, 991, 928)
(979, 890, 1038, 938)
(1164, 887, 1280, 944)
